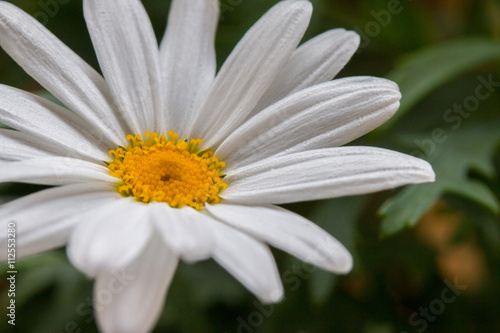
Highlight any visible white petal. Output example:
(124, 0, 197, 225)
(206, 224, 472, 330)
(0, 157, 116, 186)
(67, 198, 152, 277)
(0, 85, 110, 162)
(150, 204, 214, 262)
(84, 0, 163, 134)
(207, 204, 352, 274)
(208, 218, 283, 303)
(222, 147, 435, 205)
(95, 235, 178, 333)
(188, 1, 312, 147)
(160, 0, 218, 136)
(253, 29, 360, 114)
(0, 129, 53, 161)
(0, 183, 120, 260)
(0, 2, 126, 144)
(217, 77, 401, 170)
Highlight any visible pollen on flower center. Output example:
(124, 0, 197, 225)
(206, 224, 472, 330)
(107, 131, 227, 210)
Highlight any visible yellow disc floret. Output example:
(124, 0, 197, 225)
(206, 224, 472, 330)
(107, 131, 227, 210)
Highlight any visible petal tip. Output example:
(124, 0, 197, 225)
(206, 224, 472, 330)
(421, 161, 436, 182)
(260, 287, 285, 304)
(323, 246, 353, 274)
(335, 252, 354, 275)
(345, 30, 361, 47)
(285, 0, 313, 15)
(407, 156, 436, 183)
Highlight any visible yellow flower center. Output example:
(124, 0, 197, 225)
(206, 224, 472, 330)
(107, 131, 227, 210)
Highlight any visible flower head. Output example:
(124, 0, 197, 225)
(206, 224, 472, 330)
(0, 0, 434, 332)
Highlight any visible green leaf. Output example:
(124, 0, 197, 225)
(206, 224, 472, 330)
(381, 38, 500, 130)
(1, 251, 93, 332)
(18, 251, 86, 296)
(379, 122, 500, 236)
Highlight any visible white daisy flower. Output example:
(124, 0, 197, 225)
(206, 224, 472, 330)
(0, 0, 435, 332)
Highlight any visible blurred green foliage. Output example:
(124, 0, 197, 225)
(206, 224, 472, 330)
(1, 0, 500, 332)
